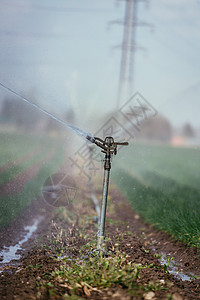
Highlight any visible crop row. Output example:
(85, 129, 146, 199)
(0, 133, 66, 227)
(112, 143, 200, 248)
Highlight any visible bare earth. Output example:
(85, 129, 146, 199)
(0, 178, 200, 299)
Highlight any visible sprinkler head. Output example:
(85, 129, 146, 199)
(94, 136, 128, 171)
(94, 136, 128, 155)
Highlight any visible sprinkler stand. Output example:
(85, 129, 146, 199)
(94, 136, 128, 253)
(97, 137, 112, 251)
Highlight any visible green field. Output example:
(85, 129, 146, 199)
(0, 132, 66, 227)
(1, 133, 200, 248)
(112, 142, 200, 248)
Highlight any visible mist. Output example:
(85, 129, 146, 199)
(0, 1, 200, 298)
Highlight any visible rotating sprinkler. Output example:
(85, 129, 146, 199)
(0, 80, 129, 254)
(93, 136, 128, 253)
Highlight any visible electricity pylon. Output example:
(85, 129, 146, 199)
(117, 0, 136, 108)
(114, 0, 153, 108)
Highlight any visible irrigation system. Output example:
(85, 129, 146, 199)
(0, 81, 129, 254)
(93, 136, 128, 253)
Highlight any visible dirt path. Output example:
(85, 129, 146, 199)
(0, 178, 199, 299)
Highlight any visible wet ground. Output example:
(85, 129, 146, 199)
(0, 218, 41, 266)
(0, 181, 200, 299)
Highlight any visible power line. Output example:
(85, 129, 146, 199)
(1, 2, 112, 13)
(0, 30, 68, 39)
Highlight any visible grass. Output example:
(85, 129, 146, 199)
(0, 132, 66, 227)
(37, 252, 146, 299)
(0, 142, 55, 185)
(114, 143, 200, 190)
(35, 207, 167, 299)
(0, 133, 48, 167)
(52, 253, 140, 290)
(112, 142, 200, 248)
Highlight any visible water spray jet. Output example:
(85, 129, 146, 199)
(0, 82, 95, 144)
(0, 81, 129, 255)
(93, 136, 128, 254)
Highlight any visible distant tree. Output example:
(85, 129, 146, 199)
(140, 114, 173, 142)
(46, 116, 61, 132)
(182, 123, 195, 138)
(0, 96, 40, 130)
(65, 108, 76, 125)
(0, 97, 13, 122)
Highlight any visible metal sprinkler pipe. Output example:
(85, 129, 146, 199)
(94, 136, 128, 253)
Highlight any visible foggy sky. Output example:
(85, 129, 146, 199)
(0, 0, 200, 129)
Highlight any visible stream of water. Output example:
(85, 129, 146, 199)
(0, 82, 95, 143)
(157, 252, 196, 282)
(0, 218, 41, 271)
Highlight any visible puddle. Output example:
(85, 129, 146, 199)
(59, 254, 88, 262)
(158, 252, 196, 281)
(0, 218, 41, 271)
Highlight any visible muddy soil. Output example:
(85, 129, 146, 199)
(0, 179, 200, 299)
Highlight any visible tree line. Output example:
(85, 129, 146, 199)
(0, 96, 68, 132)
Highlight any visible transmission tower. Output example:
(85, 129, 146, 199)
(115, 0, 152, 108)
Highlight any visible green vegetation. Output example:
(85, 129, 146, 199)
(52, 253, 140, 290)
(0, 132, 66, 227)
(35, 212, 167, 299)
(0, 133, 47, 167)
(37, 252, 165, 298)
(0, 145, 55, 185)
(112, 143, 200, 248)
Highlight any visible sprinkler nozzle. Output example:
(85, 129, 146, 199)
(86, 135, 96, 143)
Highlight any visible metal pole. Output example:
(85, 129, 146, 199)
(97, 138, 112, 252)
(97, 168, 110, 250)
(93, 136, 128, 254)
(117, 0, 134, 108)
